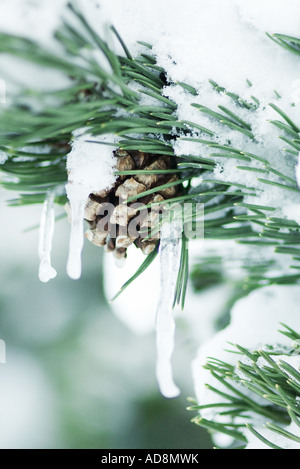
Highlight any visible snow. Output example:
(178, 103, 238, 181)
(192, 284, 300, 447)
(66, 132, 117, 192)
(98, 0, 300, 94)
(262, 354, 300, 379)
(292, 79, 300, 105)
(170, 84, 300, 227)
(65, 132, 117, 279)
(245, 422, 300, 450)
(0, 151, 8, 165)
(296, 156, 300, 189)
(2, 0, 299, 96)
(192, 284, 300, 401)
(38, 191, 57, 283)
(0, 78, 6, 104)
(282, 202, 300, 225)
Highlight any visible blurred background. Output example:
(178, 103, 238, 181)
(0, 192, 214, 448)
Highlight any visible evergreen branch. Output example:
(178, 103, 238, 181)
(267, 33, 300, 57)
(190, 324, 300, 448)
(0, 6, 299, 304)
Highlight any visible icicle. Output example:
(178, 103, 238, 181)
(38, 190, 57, 283)
(155, 219, 182, 398)
(66, 183, 90, 280)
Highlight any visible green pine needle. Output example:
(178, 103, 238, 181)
(0, 6, 299, 306)
(190, 324, 300, 448)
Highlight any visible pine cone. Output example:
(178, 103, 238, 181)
(83, 149, 180, 262)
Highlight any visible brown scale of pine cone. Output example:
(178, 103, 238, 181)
(83, 149, 180, 262)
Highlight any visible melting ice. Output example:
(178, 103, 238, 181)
(38, 190, 57, 283)
(156, 219, 183, 398)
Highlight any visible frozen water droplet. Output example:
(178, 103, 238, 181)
(114, 255, 126, 269)
(39, 260, 57, 283)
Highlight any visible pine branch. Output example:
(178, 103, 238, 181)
(0, 4, 299, 302)
(190, 324, 300, 448)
